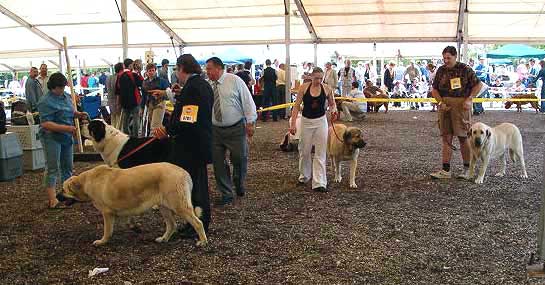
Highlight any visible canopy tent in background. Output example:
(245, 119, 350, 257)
(0, 0, 544, 72)
(486, 44, 545, 59)
(195, 48, 255, 65)
(488, 58, 513, 65)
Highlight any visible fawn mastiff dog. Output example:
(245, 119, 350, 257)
(63, 163, 208, 247)
(328, 124, 367, 188)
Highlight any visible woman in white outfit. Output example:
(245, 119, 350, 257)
(289, 67, 337, 192)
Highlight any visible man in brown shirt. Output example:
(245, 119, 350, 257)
(430, 46, 482, 180)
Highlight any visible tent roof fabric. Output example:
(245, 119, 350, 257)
(0, 0, 544, 65)
(486, 44, 545, 59)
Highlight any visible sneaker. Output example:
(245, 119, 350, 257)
(430, 170, 452, 179)
(457, 169, 472, 180)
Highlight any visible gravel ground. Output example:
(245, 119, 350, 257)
(1, 109, 544, 284)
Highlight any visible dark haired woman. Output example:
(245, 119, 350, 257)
(150, 54, 213, 239)
(38, 72, 87, 208)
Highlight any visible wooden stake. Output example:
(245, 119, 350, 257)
(62, 37, 83, 153)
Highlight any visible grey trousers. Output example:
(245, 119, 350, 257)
(212, 121, 248, 200)
(121, 106, 140, 137)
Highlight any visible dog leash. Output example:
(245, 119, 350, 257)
(115, 136, 157, 165)
(328, 112, 344, 143)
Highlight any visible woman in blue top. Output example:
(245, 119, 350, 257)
(37, 73, 87, 208)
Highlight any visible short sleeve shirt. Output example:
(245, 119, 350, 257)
(37, 91, 75, 144)
(433, 62, 480, 98)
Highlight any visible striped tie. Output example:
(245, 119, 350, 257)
(213, 81, 222, 122)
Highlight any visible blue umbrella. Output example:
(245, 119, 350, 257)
(486, 44, 545, 59)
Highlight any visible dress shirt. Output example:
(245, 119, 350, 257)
(209, 72, 257, 127)
(276, 68, 286, 86)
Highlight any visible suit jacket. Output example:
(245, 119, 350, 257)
(167, 74, 213, 164)
(384, 69, 395, 90)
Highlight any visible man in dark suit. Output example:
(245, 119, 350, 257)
(262, 59, 278, 121)
(150, 54, 213, 239)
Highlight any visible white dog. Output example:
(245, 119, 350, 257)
(466, 122, 528, 184)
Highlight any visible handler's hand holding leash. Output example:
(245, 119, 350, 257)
(153, 127, 168, 140)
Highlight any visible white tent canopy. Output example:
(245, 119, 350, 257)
(0, 0, 544, 71)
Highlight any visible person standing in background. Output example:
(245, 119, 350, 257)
(158, 59, 170, 84)
(323, 62, 339, 92)
(25, 67, 43, 113)
(276, 63, 287, 119)
(37, 63, 49, 96)
(262, 59, 278, 121)
(99, 71, 108, 93)
(141, 63, 169, 134)
(118, 58, 143, 137)
(384, 62, 396, 92)
(106, 62, 124, 128)
(338, 59, 356, 96)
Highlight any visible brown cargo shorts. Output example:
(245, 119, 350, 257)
(438, 97, 471, 137)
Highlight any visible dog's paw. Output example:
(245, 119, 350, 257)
(155, 236, 169, 243)
(522, 174, 529, 179)
(196, 239, 208, 247)
(92, 239, 107, 246)
(474, 177, 484, 184)
(334, 176, 342, 183)
(494, 172, 505, 177)
(349, 182, 358, 189)
(152, 205, 160, 211)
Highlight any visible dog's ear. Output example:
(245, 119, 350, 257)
(343, 129, 351, 143)
(468, 128, 472, 137)
(486, 129, 491, 138)
(88, 120, 106, 142)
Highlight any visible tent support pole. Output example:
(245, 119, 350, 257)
(313, 43, 318, 66)
(284, 0, 291, 118)
(462, 6, 468, 63)
(58, 49, 64, 75)
(121, 0, 128, 60)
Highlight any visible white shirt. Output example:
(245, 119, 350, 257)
(209, 72, 257, 127)
(348, 89, 366, 112)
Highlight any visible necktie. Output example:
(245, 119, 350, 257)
(213, 81, 222, 122)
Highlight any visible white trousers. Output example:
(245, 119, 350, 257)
(298, 115, 328, 189)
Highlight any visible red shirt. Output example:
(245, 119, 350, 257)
(81, 76, 89, 88)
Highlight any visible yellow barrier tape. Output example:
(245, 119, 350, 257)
(166, 97, 543, 114)
(256, 97, 543, 113)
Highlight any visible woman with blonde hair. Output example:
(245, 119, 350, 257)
(289, 67, 337, 192)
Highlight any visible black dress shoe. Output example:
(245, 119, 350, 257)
(214, 197, 233, 206)
(178, 226, 209, 239)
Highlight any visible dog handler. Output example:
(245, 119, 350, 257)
(38, 73, 88, 208)
(290, 67, 337, 192)
(430, 46, 483, 179)
(151, 54, 213, 239)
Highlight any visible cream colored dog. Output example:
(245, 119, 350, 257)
(467, 122, 528, 184)
(63, 163, 208, 247)
(327, 124, 367, 188)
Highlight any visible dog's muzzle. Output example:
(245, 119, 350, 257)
(354, 140, 367, 148)
(474, 138, 482, 147)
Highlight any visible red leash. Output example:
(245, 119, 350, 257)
(329, 112, 344, 143)
(115, 137, 157, 165)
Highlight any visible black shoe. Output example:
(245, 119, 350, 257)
(214, 197, 233, 206)
(236, 190, 245, 197)
(312, 187, 328, 193)
(178, 225, 209, 239)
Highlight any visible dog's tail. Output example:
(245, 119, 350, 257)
(194, 206, 203, 218)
